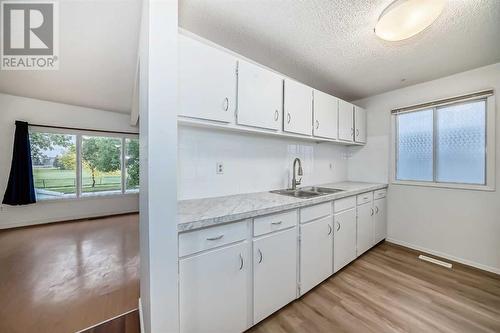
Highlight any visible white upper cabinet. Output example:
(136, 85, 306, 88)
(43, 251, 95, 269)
(299, 216, 333, 295)
(313, 90, 338, 139)
(354, 106, 367, 143)
(338, 99, 354, 142)
(179, 35, 237, 123)
(237, 60, 283, 131)
(283, 79, 313, 136)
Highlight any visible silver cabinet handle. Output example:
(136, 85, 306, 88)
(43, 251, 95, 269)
(328, 224, 332, 235)
(223, 97, 229, 111)
(257, 249, 263, 263)
(336, 222, 341, 231)
(287, 113, 291, 124)
(370, 208, 374, 216)
(375, 206, 379, 214)
(271, 221, 282, 225)
(206, 234, 224, 241)
(356, 129, 359, 137)
(315, 120, 319, 129)
(239, 253, 244, 270)
(274, 110, 279, 121)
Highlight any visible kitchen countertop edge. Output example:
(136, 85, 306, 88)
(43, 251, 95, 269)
(178, 182, 387, 233)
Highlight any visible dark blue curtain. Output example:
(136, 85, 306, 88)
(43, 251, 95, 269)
(2, 121, 36, 205)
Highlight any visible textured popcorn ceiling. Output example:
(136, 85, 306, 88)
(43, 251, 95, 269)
(179, 0, 500, 101)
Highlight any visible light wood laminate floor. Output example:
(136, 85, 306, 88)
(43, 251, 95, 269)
(248, 242, 500, 333)
(2, 215, 499, 333)
(0, 214, 139, 333)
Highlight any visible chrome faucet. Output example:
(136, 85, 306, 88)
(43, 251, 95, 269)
(291, 158, 303, 190)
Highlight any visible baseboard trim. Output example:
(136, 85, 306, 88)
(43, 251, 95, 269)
(386, 238, 500, 275)
(139, 297, 144, 333)
(0, 210, 139, 230)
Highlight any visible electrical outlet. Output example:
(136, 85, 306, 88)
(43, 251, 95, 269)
(216, 162, 224, 174)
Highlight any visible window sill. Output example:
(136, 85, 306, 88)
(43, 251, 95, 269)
(36, 191, 139, 203)
(391, 180, 495, 192)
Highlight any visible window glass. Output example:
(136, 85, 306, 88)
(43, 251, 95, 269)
(436, 101, 486, 184)
(396, 109, 434, 181)
(30, 132, 77, 199)
(81, 136, 122, 195)
(125, 138, 139, 192)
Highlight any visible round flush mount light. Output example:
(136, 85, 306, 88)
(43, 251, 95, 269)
(375, 0, 446, 41)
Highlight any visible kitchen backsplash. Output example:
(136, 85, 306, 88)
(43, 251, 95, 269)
(178, 126, 349, 200)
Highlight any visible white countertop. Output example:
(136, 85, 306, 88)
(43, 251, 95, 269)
(177, 181, 387, 232)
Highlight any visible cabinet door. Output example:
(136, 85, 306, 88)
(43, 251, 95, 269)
(313, 90, 338, 139)
(237, 60, 283, 130)
(179, 35, 236, 123)
(333, 208, 357, 273)
(373, 197, 387, 244)
(300, 216, 333, 295)
(356, 203, 374, 256)
(354, 106, 367, 143)
(284, 79, 313, 135)
(254, 228, 297, 324)
(180, 242, 250, 333)
(338, 99, 354, 142)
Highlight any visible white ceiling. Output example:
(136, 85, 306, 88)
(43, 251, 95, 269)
(1, 0, 498, 114)
(0, 0, 141, 114)
(179, 0, 500, 101)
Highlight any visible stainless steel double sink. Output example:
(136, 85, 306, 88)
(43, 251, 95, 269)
(270, 186, 344, 199)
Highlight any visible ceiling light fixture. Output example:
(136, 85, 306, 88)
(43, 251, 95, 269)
(374, 0, 446, 41)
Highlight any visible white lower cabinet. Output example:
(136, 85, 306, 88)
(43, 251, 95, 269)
(333, 208, 357, 273)
(299, 216, 333, 295)
(253, 228, 297, 324)
(179, 241, 250, 333)
(178, 188, 388, 332)
(373, 197, 387, 244)
(357, 202, 374, 256)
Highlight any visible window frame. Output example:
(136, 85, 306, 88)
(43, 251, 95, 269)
(29, 126, 139, 201)
(391, 94, 496, 191)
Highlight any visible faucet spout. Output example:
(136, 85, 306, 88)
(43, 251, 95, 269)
(292, 158, 303, 190)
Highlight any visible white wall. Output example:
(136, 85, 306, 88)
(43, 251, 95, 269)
(349, 63, 500, 274)
(178, 126, 349, 200)
(138, 0, 179, 332)
(0, 93, 139, 229)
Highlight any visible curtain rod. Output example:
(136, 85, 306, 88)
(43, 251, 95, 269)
(391, 89, 494, 115)
(26, 122, 139, 136)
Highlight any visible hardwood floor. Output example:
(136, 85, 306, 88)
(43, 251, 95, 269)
(2, 215, 499, 333)
(248, 242, 500, 333)
(0, 214, 139, 333)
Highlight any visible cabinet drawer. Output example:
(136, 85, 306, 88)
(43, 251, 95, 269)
(300, 202, 332, 223)
(334, 196, 356, 213)
(179, 221, 247, 257)
(254, 210, 297, 236)
(357, 192, 373, 205)
(374, 189, 387, 199)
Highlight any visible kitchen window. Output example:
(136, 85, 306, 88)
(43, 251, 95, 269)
(29, 128, 139, 200)
(392, 90, 495, 190)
